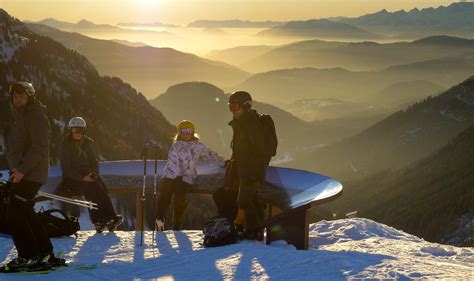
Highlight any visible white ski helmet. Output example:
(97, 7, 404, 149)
(68, 117, 87, 129)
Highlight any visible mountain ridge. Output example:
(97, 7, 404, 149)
(26, 22, 251, 98)
(0, 9, 175, 165)
(258, 19, 383, 40)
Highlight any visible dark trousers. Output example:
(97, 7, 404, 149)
(238, 179, 264, 232)
(156, 177, 190, 230)
(213, 187, 239, 222)
(6, 180, 53, 259)
(61, 178, 116, 224)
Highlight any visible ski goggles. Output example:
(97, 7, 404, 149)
(71, 127, 85, 134)
(8, 84, 27, 96)
(228, 102, 241, 112)
(179, 128, 194, 135)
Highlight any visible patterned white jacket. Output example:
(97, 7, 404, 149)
(162, 140, 225, 185)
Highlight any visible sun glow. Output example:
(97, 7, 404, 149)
(135, 0, 156, 6)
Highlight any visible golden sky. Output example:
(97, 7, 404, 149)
(1, 0, 458, 25)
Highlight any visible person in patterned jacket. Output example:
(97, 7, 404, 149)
(155, 120, 225, 231)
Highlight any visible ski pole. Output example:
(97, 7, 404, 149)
(37, 191, 98, 209)
(152, 143, 159, 243)
(140, 145, 147, 246)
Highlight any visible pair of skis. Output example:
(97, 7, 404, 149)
(37, 191, 98, 210)
(139, 141, 161, 246)
(1, 174, 98, 210)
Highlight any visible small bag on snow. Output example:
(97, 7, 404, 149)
(203, 216, 238, 247)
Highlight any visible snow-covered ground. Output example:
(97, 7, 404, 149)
(1, 218, 472, 280)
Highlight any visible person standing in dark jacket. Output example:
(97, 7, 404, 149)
(3, 82, 64, 272)
(228, 91, 267, 240)
(60, 117, 122, 233)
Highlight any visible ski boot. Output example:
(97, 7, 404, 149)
(106, 215, 124, 232)
(241, 228, 264, 241)
(42, 251, 67, 267)
(1, 256, 52, 273)
(47, 255, 66, 267)
(155, 219, 165, 232)
(95, 222, 106, 234)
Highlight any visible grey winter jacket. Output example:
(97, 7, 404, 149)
(60, 135, 99, 182)
(6, 99, 51, 184)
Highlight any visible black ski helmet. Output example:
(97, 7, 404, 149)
(229, 91, 252, 110)
(8, 82, 36, 104)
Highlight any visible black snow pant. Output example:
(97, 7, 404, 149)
(61, 177, 116, 224)
(155, 177, 191, 230)
(6, 180, 53, 259)
(238, 179, 265, 232)
(213, 186, 238, 222)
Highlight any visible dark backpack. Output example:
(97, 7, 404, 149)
(37, 208, 80, 238)
(259, 114, 277, 161)
(0, 178, 79, 238)
(203, 216, 238, 247)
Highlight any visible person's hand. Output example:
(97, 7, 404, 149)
(83, 173, 96, 182)
(9, 170, 24, 183)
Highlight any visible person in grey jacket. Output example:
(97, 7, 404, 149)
(60, 117, 122, 233)
(3, 82, 64, 272)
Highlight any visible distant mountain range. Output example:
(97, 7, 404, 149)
(205, 45, 277, 68)
(26, 23, 251, 98)
(208, 36, 474, 73)
(0, 9, 175, 164)
(232, 55, 472, 111)
(150, 82, 314, 160)
(301, 78, 474, 246)
(232, 64, 453, 107)
(187, 20, 284, 28)
(110, 39, 149, 47)
(258, 19, 382, 40)
(117, 22, 180, 28)
(332, 2, 474, 38)
(33, 18, 120, 30)
(282, 80, 444, 122)
(29, 18, 174, 38)
(327, 106, 474, 246)
(297, 76, 474, 180)
(376, 80, 445, 109)
(150, 82, 378, 162)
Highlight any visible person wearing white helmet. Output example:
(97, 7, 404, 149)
(59, 117, 122, 233)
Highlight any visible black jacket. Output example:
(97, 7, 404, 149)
(60, 135, 99, 181)
(229, 109, 266, 183)
(6, 99, 50, 184)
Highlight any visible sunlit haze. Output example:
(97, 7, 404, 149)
(2, 0, 456, 25)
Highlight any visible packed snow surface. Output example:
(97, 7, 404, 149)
(0, 218, 472, 280)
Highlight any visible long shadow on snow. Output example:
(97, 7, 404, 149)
(102, 234, 395, 280)
(15, 232, 395, 280)
(73, 232, 120, 264)
(233, 242, 394, 280)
